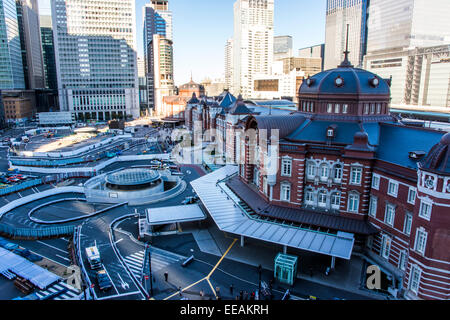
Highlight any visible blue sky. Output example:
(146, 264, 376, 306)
(39, 0, 326, 85)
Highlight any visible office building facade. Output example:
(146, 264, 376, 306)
(40, 15, 57, 90)
(143, 0, 173, 114)
(16, 0, 44, 89)
(0, 0, 25, 89)
(324, 0, 369, 69)
(225, 38, 233, 92)
(233, 0, 274, 98)
(274, 35, 293, 61)
(364, 0, 450, 107)
(52, 0, 139, 121)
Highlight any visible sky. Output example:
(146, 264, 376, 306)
(38, 0, 326, 86)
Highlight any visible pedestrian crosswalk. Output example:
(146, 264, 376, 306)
(35, 281, 81, 300)
(123, 248, 185, 280)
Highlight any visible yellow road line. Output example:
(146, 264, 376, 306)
(163, 278, 205, 301)
(206, 238, 237, 279)
(206, 278, 217, 299)
(162, 238, 237, 301)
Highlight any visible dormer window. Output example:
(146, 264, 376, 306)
(327, 126, 336, 139)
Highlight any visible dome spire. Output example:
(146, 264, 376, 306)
(339, 24, 354, 68)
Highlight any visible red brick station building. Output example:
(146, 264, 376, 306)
(192, 54, 449, 300)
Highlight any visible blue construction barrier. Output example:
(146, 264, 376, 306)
(0, 179, 42, 196)
(0, 224, 75, 239)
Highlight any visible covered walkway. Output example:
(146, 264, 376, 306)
(191, 166, 355, 260)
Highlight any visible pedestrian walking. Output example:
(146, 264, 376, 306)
(178, 286, 182, 297)
(229, 284, 234, 295)
(239, 290, 243, 300)
(164, 272, 168, 282)
(243, 291, 248, 300)
(200, 290, 204, 299)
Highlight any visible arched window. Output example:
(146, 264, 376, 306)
(334, 164, 343, 181)
(320, 164, 329, 181)
(304, 188, 315, 205)
(306, 162, 317, 179)
(281, 183, 291, 202)
(318, 190, 327, 208)
(331, 192, 341, 209)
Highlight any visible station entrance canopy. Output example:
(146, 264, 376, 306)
(191, 166, 355, 260)
(146, 204, 206, 226)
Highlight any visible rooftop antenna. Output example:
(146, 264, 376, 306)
(339, 24, 353, 68)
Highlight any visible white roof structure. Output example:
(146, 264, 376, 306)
(0, 247, 60, 289)
(191, 166, 355, 260)
(146, 204, 206, 226)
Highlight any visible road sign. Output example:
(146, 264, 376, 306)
(144, 275, 149, 280)
(90, 284, 95, 288)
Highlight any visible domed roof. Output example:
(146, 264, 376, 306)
(179, 79, 204, 91)
(299, 65, 391, 97)
(419, 132, 450, 174)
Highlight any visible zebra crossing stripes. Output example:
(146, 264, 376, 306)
(123, 249, 184, 279)
(35, 281, 81, 300)
(123, 251, 144, 279)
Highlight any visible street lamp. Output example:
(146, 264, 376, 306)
(258, 264, 262, 300)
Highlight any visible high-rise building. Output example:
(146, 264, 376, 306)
(52, 0, 139, 121)
(324, 0, 369, 70)
(0, 0, 25, 89)
(143, 0, 173, 114)
(274, 35, 293, 61)
(364, 0, 450, 107)
(299, 44, 325, 70)
(366, 0, 450, 55)
(225, 38, 233, 92)
(16, 0, 44, 89)
(233, 0, 274, 98)
(40, 15, 57, 90)
(137, 56, 148, 116)
(148, 34, 174, 116)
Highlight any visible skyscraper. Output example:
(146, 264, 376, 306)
(16, 0, 44, 89)
(224, 38, 233, 91)
(364, 0, 450, 107)
(274, 35, 293, 61)
(324, 0, 369, 70)
(0, 0, 25, 89)
(39, 15, 57, 90)
(147, 34, 174, 116)
(366, 0, 450, 54)
(52, 0, 139, 121)
(232, 0, 274, 98)
(143, 0, 173, 113)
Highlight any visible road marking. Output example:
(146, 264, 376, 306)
(3, 197, 10, 203)
(17, 192, 23, 198)
(55, 254, 71, 262)
(36, 240, 68, 254)
(163, 239, 238, 301)
(115, 238, 123, 245)
(96, 291, 141, 301)
(101, 264, 119, 295)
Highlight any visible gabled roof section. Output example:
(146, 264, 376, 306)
(376, 123, 445, 170)
(247, 113, 306, 139)
(218, 91, 237, 108)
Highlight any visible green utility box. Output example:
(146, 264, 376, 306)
(274, 253, 298, 286)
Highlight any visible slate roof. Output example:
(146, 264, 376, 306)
(299, 66, 391, 97)
(376, 123, 445, 170)
(226, 176, 378, 235)
(419, 132, 450, 174)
